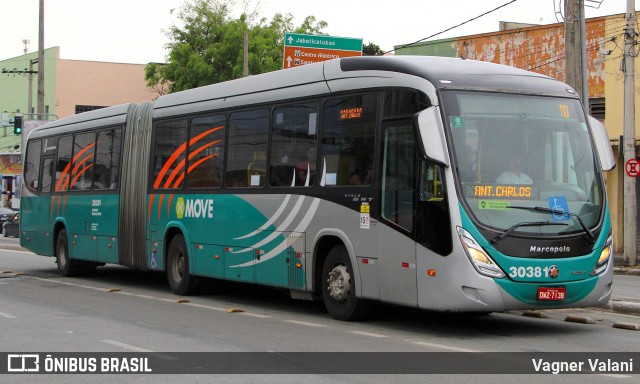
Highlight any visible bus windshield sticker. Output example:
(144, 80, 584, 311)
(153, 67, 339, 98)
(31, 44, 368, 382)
(547, 196, 570, 221)
(451, 116, 464, 129)
(479, 200, 510, 210)
(472, 185, 532, 199)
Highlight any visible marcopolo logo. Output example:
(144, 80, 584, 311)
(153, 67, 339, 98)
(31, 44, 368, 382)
(175, 197, 214, 219)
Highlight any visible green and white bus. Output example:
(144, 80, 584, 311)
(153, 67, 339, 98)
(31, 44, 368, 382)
(21, 56, 616, 320)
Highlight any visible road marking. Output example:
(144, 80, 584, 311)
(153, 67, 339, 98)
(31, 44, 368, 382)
(239, 312, 271, 318)
(101, 339, 152, 352)
(284, 319, 326, 328)
(186, 303, 227, 312)
(599, 374, 632, 379)
(101, 340, 177, 361)
(410, 340, 479, 352)
(0, 311, 17, 319)
(349, 330, 388, 338)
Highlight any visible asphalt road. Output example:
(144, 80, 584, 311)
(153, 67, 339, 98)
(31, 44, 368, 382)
(1, 249, 639, 383)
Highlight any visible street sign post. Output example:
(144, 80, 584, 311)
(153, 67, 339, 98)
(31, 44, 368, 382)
(625, 158, 640, 177)
(283, 33, 362, 69)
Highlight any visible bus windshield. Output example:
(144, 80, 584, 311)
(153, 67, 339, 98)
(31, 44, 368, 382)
(441, 91, 604, 236)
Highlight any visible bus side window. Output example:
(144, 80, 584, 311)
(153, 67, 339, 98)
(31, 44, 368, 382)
(152, 120, 187, 190)
(70, 132, 96, 191)
(321, 94, 376, 186)
(25, 140, 42, 193)
(94, 128, 122, 190)
(188, 115, 225, 189)
(225, 109, 269, 188)
(270, 103, 318, 187)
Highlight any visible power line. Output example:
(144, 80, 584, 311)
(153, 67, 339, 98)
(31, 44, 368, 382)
(382, 0, 519, 55)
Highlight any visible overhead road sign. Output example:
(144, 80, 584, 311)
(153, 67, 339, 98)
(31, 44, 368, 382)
(283, 33, 362, 69)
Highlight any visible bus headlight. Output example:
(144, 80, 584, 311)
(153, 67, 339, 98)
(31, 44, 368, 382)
(457, 226, 505, 278)
(591, 235, 613, 276)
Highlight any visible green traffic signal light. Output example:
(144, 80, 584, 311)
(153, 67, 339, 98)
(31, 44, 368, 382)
(13, 116, 22, 134)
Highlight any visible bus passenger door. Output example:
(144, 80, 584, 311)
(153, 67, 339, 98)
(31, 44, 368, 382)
(36, 156, 55, 255)
(377, 121, 418, 306)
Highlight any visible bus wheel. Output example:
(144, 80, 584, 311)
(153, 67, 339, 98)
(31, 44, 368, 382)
(167, 234, 200, 295)
(321, 245, 371, 321)
(56, 229, 81, 276)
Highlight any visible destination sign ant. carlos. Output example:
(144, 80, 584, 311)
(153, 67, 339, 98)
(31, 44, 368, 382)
(474, 185, 532, 198)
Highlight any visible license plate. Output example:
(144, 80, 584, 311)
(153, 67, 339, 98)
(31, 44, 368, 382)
(537, 287, 566, 301)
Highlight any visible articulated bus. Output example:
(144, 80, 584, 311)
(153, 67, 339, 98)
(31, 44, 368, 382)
(21, 56, 616, 320)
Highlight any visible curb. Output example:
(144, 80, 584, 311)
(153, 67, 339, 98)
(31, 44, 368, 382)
(0, 244, 26, 253)
(613, 267, 640, 276)
(602, 300, 640, 316)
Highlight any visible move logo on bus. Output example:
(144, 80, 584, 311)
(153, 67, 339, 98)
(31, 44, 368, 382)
(175, 197, 214, 219)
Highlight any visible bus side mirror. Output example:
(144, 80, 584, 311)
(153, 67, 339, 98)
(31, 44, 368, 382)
(414, 107, 449, 167)
(587, 116, 615, 171)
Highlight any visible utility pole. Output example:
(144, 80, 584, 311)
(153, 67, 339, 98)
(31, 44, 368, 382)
(623, 0, 637, 266)
(564, 0, 589, 111)
(28, 59, 37, 116)
(37, 0, 45, 120)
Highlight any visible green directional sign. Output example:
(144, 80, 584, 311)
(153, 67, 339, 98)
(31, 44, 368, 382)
(284, 33, 363, 52)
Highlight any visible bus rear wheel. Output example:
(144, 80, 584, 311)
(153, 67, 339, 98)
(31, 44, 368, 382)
(167, 234, 201, 295)
(321, 245, 371, 321)
(56, 229, 81, 277)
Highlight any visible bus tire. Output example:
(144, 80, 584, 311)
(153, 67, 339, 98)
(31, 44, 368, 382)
(56, 229, 81, 277)
(167, 234, 201, 295)
(321, 245, 371, 321)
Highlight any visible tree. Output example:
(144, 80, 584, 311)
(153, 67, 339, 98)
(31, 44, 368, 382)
(145, 0, 328, 94)
(363, 42, 384, 56)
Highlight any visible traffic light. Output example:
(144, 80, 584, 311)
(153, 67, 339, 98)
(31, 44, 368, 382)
(13, 116, 22, 134)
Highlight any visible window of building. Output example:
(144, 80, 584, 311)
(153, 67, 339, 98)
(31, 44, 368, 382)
(589, 97, 605, 121)
(75, 105, 107, 114)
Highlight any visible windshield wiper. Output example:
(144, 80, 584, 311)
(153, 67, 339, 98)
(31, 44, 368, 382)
(508, 206, 595, 244)
(491, 221, 568, 244)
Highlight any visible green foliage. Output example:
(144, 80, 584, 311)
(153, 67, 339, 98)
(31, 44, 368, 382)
(363, 42, 384, 56)
(145, 0, 329, 94)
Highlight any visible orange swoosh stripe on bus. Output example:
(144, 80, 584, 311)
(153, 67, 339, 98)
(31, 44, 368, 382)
(150, 125, 224, 220)
(167, 194, 174, 218)
(55, 162, 72, 191)
(148, 194, 155, 222)
(69, 164, 94, 189)
(163, 159, 186, 189)
(71, 153, 94, 176)
(157, 194, 165, 220)
(187, 154, 217, 174)
(190, 126, 223, 146)
(50, 196, 55, 220)
(153, 142, 187, 189)
(188, 140, 221, 160)
(57, 196, 62, 215)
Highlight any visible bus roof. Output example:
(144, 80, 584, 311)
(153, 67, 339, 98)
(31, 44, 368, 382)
(153, 56, 578, 117)
(28, 103, 132, 139)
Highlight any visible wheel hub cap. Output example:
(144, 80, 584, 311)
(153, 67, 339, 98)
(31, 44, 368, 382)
(327, 265, 350, 301)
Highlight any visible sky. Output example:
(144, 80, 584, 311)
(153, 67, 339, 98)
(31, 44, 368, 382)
(0, 0, 636, 64)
